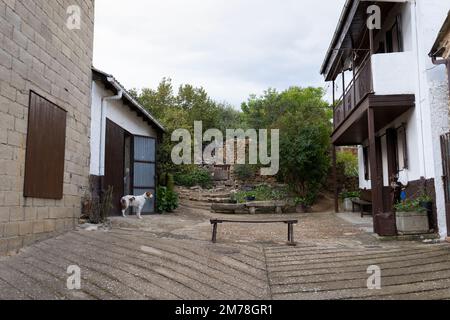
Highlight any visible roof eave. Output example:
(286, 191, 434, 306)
(92, 67, 167, 133)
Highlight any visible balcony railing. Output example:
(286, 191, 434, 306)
(333, 56, 373, 130)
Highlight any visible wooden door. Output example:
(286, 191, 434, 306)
(104, 119, 125, 216)
(440, 133, 450, 236)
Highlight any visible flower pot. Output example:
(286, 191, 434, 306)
(342, 198, 354, 212)
(296, 204, 307, 213)
(396, 211, 430, 235)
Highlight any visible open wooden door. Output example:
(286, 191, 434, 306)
(440, 133, 450, 237)
(104, 119, 125, 216)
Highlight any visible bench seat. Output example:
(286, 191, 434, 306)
(210, 218, 298, 246)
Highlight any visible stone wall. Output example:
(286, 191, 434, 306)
(0, 0, 95, 255)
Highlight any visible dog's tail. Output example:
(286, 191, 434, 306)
(120, 198, 127, 210)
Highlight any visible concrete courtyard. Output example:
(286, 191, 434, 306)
(1, 201, 450, 300)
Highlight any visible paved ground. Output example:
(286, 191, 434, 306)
(1, 201, 450, 300)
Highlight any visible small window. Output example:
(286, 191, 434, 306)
(24, 91, 67, 199)
(363, 146, 370, 181)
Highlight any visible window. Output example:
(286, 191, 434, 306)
(132, 136, 156, 213)
(386, 15, 403, 53)
(363, 146, 370, 181)
(24, 91, 67, 199)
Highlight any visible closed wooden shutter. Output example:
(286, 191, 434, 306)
(24, 91, 67, 199)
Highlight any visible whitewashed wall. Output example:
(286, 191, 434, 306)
(90, 81, 158, 176)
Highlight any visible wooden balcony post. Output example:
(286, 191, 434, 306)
(367, 107, 382, 233)
(332, 145, 339, 213)
(342, 69, 346, 117)
(352, 50, 357, 106)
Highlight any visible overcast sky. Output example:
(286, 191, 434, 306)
(93, 0, 346, 107)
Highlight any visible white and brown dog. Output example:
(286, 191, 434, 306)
(121, 192, 153, 219)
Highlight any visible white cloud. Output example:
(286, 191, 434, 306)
(93, 0, 345, 107)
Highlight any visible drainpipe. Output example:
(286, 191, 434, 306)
(99, 77, 123, 182)
(431, 57, 450, 94)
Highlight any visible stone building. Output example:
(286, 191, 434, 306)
(0, 0, 95, 254)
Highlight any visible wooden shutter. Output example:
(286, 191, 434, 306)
(24, 91, 67, 199)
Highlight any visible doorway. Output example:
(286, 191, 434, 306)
(104, 120, 157, 216)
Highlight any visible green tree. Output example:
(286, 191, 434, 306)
(242, 86, 332, 205)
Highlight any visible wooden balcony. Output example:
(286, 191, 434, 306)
(333, 56, 373, 131)
(332, 52, 416, 146)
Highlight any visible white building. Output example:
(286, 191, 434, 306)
(90, 68, 165, 215)
(321, 0, 450, 238)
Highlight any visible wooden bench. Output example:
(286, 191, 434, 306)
(351, 199, 373, 218)
(245, 201, 286, 214)
(210, 219, 298, 246)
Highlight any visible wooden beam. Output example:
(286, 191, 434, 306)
(367, 107, 382, 233)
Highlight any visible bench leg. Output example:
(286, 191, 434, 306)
(212, 223, 218, 243)
(287, 223, 296, 246)
(249, 207, 256, 215)
(276, 206, 283, 214)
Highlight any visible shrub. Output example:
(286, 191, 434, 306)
(337, 151, 359, 178)
(339, 190, 360, 200)
(167, 173, 175, 191)
(156, 186, 179, 214)
(234, 164, 257, 181)
(233, 185, 288, 204)
(175, 166, 213, 189)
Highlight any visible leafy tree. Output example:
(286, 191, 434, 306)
(337, 151, 359, 178)
(242, 86, 332, 205)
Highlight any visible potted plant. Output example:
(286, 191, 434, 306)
(394, 199, 430, 235)
(294, 197, 308, 213)
(340, 190, 360, 212)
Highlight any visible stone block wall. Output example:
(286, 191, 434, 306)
(0, 0, 95, 255)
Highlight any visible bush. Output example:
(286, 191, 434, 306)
(234, 164, 257, 181)
(175, 166, 213, 189)
(339, 190, 360, 200)
(167, 173, 175, 191)
(156, 186, 179, 213)
(337, 151, 359, 178)
(233, 185, 288, 204)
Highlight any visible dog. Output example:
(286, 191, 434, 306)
(121, 192, 153, 219)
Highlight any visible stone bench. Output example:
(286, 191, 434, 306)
(245, 201, 287, 214)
